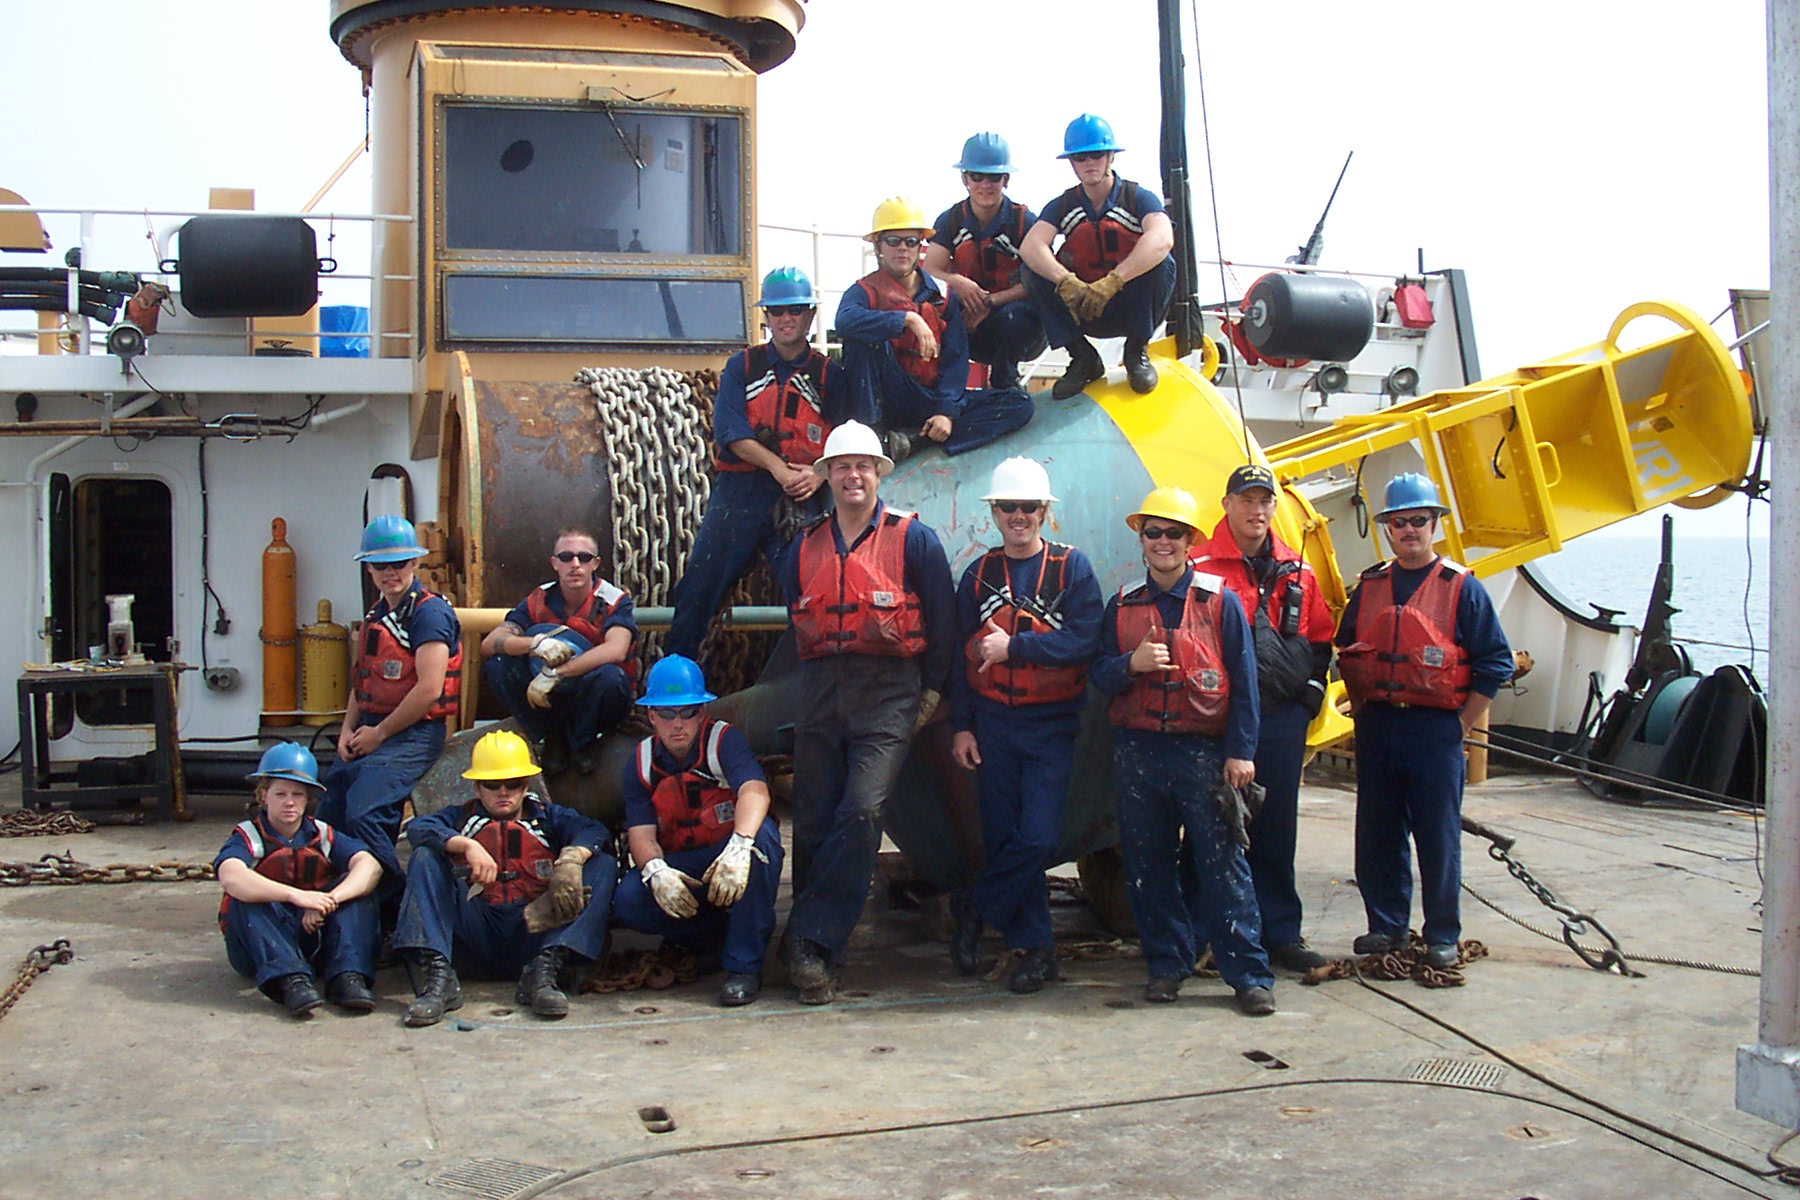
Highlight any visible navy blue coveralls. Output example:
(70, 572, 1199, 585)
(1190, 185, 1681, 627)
(482, 583, 638, 753)
(1093, 569, 1272, 990)
(215, 814, 380, 996)
(395, 794, 617, 977)
(930, 197, 1048, 390)
(665, 343, 848, 660)
(948, 544, 1103, 951)
(777, 502, 958, 966)
(1336, 558, 1513, 947)
(1023, 176, 1177, 349)
(611, 723, 786, 975)
(834, 271, 1035, 457)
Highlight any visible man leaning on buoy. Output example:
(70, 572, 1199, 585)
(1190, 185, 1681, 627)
(1336, 474, 1513, 969)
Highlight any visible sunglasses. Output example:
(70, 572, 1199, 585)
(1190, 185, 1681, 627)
(992, 500, 1041, 515)
(1069, 151, 1110, 164)
(765, 305, 814, 318)
(1138, 524, 1188, 542)
(965, 172, 1006, 184)
(879, 235, 922, 249)
(648, 704, 703, 720)
(1384, 514, 1435, 530)
(477, 778, 530, 793)
(554, 551, 598, 563)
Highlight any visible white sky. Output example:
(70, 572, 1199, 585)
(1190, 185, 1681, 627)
(4, 0, 1773, 538)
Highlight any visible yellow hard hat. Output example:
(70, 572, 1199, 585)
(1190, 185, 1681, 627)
(866, 196, 931, 241)
(1127, 486, 1204, 533)
(462, 729, 538, 780)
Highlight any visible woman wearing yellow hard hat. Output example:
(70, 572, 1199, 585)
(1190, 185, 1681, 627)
(1090, 487, 1277, 1016)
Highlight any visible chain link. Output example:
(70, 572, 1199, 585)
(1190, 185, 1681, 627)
(0, 810, 98, 838)
(0, 939, 73, 1024)
(0, 851, 215, 887)
(1468, 834, 1643, 977)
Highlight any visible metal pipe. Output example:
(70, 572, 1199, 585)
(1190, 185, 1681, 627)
(307, 398, 370, 428)
(453, 605, 789, 637)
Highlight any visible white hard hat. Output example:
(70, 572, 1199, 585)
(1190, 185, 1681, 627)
(981, 456, 1058, 503)
(813, 420, 895, 477)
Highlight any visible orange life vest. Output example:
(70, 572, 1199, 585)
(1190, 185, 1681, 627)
(964, 544, 1088, 707)
(635, 718, 739, 853)
(524, 580, 638, 682)
(791, 508, 927, 660)
(1052, 178, 1145, 283)
(217, 815, 338, 931)
(1338, 559, 1472, 710)
(1107, 575, 1231, 736)
(715, 343, 833, 473)
(855, 270, 948, 387)
(452, 797, 558, 906)
(948, 200, 1030, 295)
(353, 589, 463, 720)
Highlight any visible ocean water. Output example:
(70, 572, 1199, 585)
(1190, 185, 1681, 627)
(1530, 533, 1769, 678)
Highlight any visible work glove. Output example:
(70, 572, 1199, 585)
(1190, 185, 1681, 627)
(523, 890, 573, 934)
(913, 689, 942, 736)
(529, 630, 575, 668)
(1054, 273, 1090, 319)
(1215, 780, 1267, 851)
(550, 845, 592, 921)
(526, 667, 559, 710)
(641, 857, 701, 920)
(1077, 270, 1125, 322)
(702, 832, 766, 908)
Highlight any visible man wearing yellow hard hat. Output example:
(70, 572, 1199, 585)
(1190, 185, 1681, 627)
(834, 196, 1034, 462)
(1091, 486, 1276, 1016)
(392, 730, 616, 1026)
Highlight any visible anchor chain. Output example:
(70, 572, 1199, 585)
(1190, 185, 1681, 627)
(1461, 818, 1642, 977)
(0, 810, 97, 838)
(0, 851, 215, 887)
(0, 939, 74, 1024)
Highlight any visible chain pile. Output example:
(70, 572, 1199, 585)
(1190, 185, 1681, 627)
(0, 940, 73, 1024)
(0, 810, 97, 838)
(0, 850, 214, 887)
(1302, 936, 1489, 990)
(580, 944, 699, 994)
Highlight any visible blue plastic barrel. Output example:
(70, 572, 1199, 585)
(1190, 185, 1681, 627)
(319, 305, 370, 358)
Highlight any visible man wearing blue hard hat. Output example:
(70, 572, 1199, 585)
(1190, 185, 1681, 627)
(924, 134, 1048, 392)
(481, 525, 638, 774)
(321, 515, 462, 926)
(1019, 113, 1178, 400)
(611, 655, 784, 1007)
(215, 743, 383, 1017)
(666, 266, 847, 662)
(1336, 473, 1513, 969)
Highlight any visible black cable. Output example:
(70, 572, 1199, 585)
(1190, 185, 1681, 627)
(0, 739, 19, 776)
(197, 439, 228, 672)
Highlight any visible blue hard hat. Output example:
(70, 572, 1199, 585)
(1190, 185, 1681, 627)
(1059, 113, 1123, 158)
(755, 266, 818, 308)
(640, 654, 718, 708)
(1377, 472, 1450, 518)
(355, 514, 427, 563)
(954, 132, 1014, 174)
(248, 741, 322, 790)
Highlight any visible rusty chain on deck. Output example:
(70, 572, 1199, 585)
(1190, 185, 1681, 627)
(0, 939, 73, 1024)
(0, 809, 98, 838)
(0, 850, 214, 887)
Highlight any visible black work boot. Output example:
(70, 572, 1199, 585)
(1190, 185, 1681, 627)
(404, 950, 463, 1028)
(1352, 931, 1408, 957)
(950, 891, 983, 977)
(275, 973, 323, 1018)
(719, 972, 763, 1007)
(1008, 946, 1061, 994)
(782, 933, 831, 992)
(987, 359, 1021, 390)
(1123, 340, 1158, 393)
(1051, 340, 1106, 400)
(1268, 941, 1329, 972)
(517, 945, 570, 1019)
(325, 971, 376, 1014)
(881, 428, 915, 463)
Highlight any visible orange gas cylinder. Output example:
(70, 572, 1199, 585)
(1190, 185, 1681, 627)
(298, 599, 349, 727)
(261, 518, 298, 717)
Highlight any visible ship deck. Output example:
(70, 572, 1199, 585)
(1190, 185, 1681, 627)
(0, 766, 1783, 1198)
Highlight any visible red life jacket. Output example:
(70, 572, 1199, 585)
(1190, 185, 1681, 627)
(791, 507, 927, 660)
(964, 544, 1088, 707)
(524, 580, 639, 682)
(948, 200, 1031, 295)
(715, 344, 833, 473)
(855, 270, 948, 388)
(1053, 178, 1145, 283)
(217, 815, 338, 931)
(1338, 558, 1472, 710)
(353, 589, 463, 720)
(1108, 574, 1232, 736)
(634, 718, 740, 853)
(452, 797, 558, 906)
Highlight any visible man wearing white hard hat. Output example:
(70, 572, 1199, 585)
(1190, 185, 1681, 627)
(775, 420, 956, 1004)
(835, 196, 1034, 462)
(945, 457, 1103, 993)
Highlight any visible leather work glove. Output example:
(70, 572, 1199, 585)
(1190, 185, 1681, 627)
(1054, 273, 1090, 319)
(530, 630, 575, 668)
(550, 845, 592, 921)
(1215, 781, 1268, 851)
(523, 889, 575, 934)
(526, 667, 559, 710)
(913, 689, 942, 736)
(1077, 270, 1125, 322)
(642, 857, 702, 920)
(702, 832, 766, 908)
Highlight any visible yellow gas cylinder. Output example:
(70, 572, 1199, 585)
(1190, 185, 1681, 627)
(298, 598, 349, 727)
(261, 518, 298, 718)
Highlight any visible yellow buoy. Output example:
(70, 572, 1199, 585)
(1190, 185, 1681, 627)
(298, 599, 350, 727)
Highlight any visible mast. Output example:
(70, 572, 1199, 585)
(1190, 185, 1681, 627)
(1156, 0, 1199, 358)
